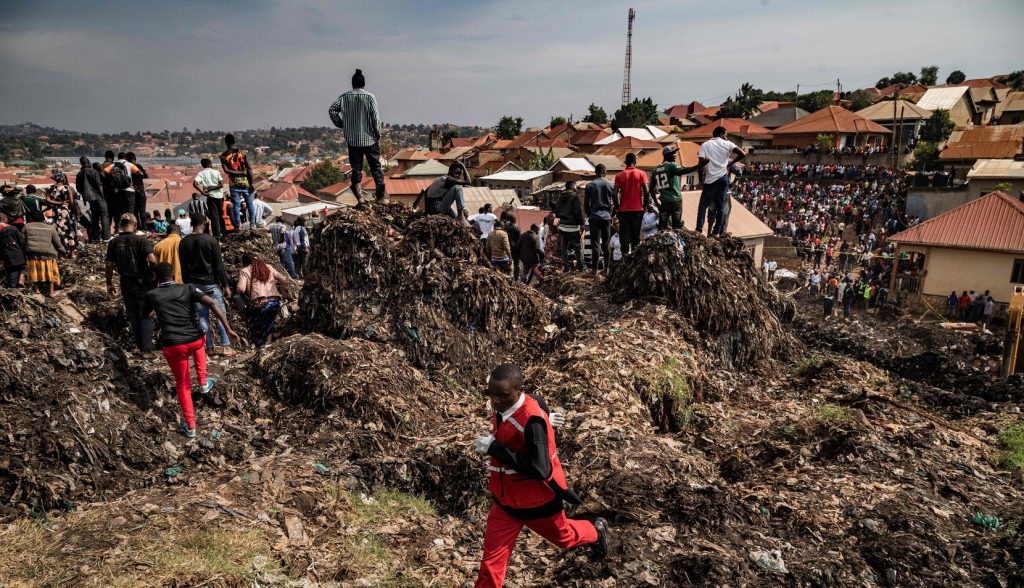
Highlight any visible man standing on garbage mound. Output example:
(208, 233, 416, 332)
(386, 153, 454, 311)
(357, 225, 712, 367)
(473, 363, 609, 587)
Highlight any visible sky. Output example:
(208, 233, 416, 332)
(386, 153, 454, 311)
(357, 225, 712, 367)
(1, 0, 1022, 133)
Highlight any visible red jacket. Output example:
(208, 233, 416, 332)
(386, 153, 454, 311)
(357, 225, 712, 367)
(488, 395, 567, 511)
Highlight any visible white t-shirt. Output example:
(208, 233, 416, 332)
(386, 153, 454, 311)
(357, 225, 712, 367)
(175, 218, 193, 236)
(471, 212, 497, 239)
(251, 199, 272, 225)
(194, 168, 225, 199)
(609, 233, 622, 261)
(698, 137, 740, 184)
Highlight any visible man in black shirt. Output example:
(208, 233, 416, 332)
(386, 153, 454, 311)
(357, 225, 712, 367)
(125, 152, 149, 229)
(146, 262, 237, 437)
(76, 156, 109, 241)
(179, 214, 235, 356)
(105, 213, 157, 357)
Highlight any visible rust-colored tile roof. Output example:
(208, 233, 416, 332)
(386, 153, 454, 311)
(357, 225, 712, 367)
(635, 141, 701, 170)
(603, 136, 661, 149)
(772, 105, 889, 135)
(506, 130, 544, 149)
(955, 78, 1007, 89)
(939, 124, 1024, 160)
(680, 118, 774, 140)
(889, 191, 1024, 253)
(570, 129, 612, 146)
(381, 178, 434, 196)
(449, 137, 475, 148)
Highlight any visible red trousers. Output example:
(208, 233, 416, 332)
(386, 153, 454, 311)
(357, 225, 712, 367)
(161, 336, 207, 429)
(475, 502, 597, 588)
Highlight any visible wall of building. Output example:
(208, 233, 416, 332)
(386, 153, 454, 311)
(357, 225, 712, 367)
(915, 245, 1024, 303)
(968, 178, 1024, 199)
(948, 98, 975, 128)
(906, 187, 971, 220)
(745, 151, 910, 167)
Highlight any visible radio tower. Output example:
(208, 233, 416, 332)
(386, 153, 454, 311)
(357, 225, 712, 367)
(621, 8, 635, 105)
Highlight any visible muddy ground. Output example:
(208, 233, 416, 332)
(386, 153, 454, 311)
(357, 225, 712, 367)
(1, 210, 1022, 587)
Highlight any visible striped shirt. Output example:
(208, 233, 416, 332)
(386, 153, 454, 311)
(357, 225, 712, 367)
(328, 88, 381, 148)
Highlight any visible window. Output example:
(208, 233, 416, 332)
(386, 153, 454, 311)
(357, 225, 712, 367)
(1012, 259, 1024, 284)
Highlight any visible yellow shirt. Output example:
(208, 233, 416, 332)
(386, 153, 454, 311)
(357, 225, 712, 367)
(153, 233, 182, 283)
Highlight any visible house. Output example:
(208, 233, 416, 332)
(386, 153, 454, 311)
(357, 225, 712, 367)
(939, 124, 1024, 178)
(664, 101, 705, 126)
(680, 118, 774, 149)
(771, 106, 890, 149)
(549, 157, 595, 181)
(635, 141, 701, 191)
(463, 187, 521, 213)
(593, 126, 668, 145)
(479, 170, 553, 202)
(747, 106, 810, 130)
(569, 128, 614, 153)
(915, 87, 977, 128)
(996, 91, 1024, 125)
(967, 87, 1002, 125)
(403, 159, 451, 180)
(260, 182, 318, 204)
(888, 191, 1024, 303)
(279, 202, 341, 225)
(966, 159, 1024, 199)
(855, 99, 932, 142)
(468, 159, 520, 179)
(336, 178, 434, 207)
(583, 154, 625, 175)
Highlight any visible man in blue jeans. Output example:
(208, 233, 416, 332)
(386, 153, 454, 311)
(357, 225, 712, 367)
(695, 126, 745, 236)
(328, 68, 386, 204)
(179, 214, 236, 356)
(220, 134, 255, 229)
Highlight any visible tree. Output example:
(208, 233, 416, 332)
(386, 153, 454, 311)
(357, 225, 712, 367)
(797, 90, 834, 113)
(524, 147, 558, 171)
(496, 116, 524, 140)
(997, 70, 1024, 91)
(815, 134, 835, 153)
(718, 82, 765, 119)
(912, 141, 940, 171)
(994, 182, 1013, 192)
(582, 103, 608, 124)
(549, 116, 567, 128)
(301, 160, 346, 194)
(919, 109, 955, 143)
(846, 90, 875, 112)
(613, 97, 660, 128)
(919, 65, 939, 86)
(945, 70, 966, 85)
(876, 71, 918, 89)
(441, 129, 459, 145)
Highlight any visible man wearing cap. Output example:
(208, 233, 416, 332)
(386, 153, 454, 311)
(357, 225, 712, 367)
(696, 126, 745, 236)
(175, 209, 193, 236)
(328, 68, 387, 204)
(650, 145, 698, 231)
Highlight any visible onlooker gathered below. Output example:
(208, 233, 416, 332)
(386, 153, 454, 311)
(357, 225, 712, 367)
(470, 204, 498, 241)
(237, 253, 291, 347)
(0, 185, 27, 227)
(516, 224, 544, 285)
(555, 182, 584, 271)
(175, 210, 193, 236)
(21, 185, 47, 223)
(186, 192, 209, 228)
(220, 134, 256, 229)
(106, 213, 157, 358)
(696, 126, 745, 236)
(585, 163, 614, 272)
(268, 219, 299, 279)
(153, 223, 183, 283)
(193, 158, 226, 238)
(24, 218, 65, 296)
(76, 156, 108, 241)
(485, 221, 512, 273)
(180, 214, 235, 357)
(329, 68, 386, 204)
(0, 211, 27, 288)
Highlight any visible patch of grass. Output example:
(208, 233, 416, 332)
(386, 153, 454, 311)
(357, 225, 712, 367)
(794, 354, 827, 377)
(996, 423, 1024, 471)
(816, 404, 853, 423)
(648, 356, 693, 428)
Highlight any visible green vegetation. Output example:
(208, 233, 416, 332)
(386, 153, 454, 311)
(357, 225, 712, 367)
(946, 70, 967, 85)
(996, 422, 1024, 471)
(794, 354, 827, 377)
(301, 160, 347, 194)
(549, 116, 567, 128)
(993, 182, 1013, 192)
(613, 97, 660, 128)
(646, 356, 693, 427)
(582, 103, 608, 124)
(913, 141, 941, 171)
(919, 109, 955, 143)
(496, 115, 524, 140)
(919, 65, 939, 86)
(816, 404, 853, 423)
(718, 82, 764, 119)
(815, 134, 836, 153)
(876, 71, 919, 89)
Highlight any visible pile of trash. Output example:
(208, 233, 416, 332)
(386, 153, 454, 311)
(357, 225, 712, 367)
(300, 206, 570, 381)
(608, 230, 796, 367)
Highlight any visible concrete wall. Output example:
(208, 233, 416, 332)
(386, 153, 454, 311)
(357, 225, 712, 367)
(911, 245, 1024, 303)
(968, 178, 1024, 200)
(906, 187, 971, 220)
(745, 151, 911, 167)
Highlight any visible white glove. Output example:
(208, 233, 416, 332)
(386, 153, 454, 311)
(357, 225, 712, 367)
(549, 412, 566, 428)
(473, 434, 495, 454)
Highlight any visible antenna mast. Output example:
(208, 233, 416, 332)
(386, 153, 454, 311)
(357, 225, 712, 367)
(621, 8, 635, 105)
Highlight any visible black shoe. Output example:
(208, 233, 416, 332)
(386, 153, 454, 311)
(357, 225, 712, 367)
(591, 517, 609, 560)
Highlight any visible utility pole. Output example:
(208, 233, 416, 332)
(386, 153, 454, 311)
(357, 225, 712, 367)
(621, 8, 635, 106)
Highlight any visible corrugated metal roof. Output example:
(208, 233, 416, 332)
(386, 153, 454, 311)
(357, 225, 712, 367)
(967, 159, 1024, 180)
(889, 191, 1024, 253)
(916, 87, 971, 111)
(404, 159, 450, 176)
(855, 99, 933, 121)
(681, 118, 774, 140)
(554, 157, 595, 172)
(481, 170, 551, 181)
(773, 106, 890, 135)
(939, 124, 1024, 160)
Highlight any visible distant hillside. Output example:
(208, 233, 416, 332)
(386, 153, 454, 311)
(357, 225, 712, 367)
(0, 122, 73, 137)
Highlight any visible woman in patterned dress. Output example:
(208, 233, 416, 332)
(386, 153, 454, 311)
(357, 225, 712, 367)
(45, 170, 80, 259)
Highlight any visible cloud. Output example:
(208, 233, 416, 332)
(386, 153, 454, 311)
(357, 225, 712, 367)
(1, 30, 124, 81)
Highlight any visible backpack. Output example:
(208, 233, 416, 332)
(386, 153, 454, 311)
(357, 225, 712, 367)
(111, 161, 133, 190)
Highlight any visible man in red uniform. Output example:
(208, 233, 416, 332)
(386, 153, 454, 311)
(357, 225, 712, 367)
(473, 363, 608, 587)
(612, 152, 649, 256)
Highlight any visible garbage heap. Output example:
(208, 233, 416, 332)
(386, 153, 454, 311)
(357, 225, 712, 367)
(608, 230, 796, 367)
(300, 205, 572, 381)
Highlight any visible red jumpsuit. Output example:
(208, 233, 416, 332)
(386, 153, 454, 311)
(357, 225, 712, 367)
(475, 395, 597, 588)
